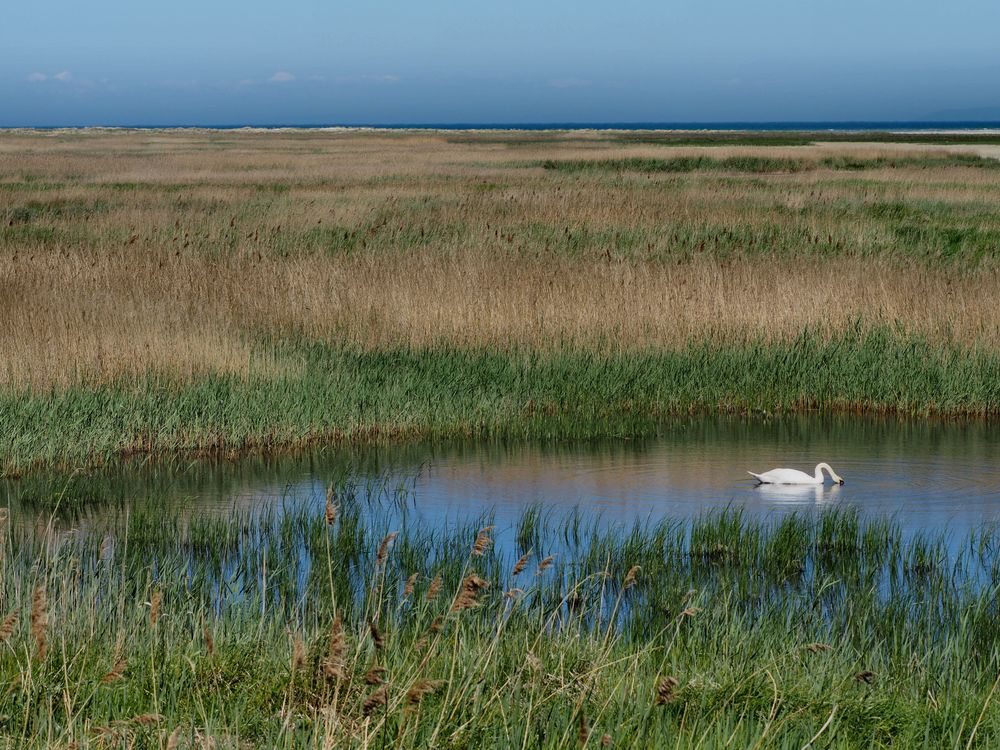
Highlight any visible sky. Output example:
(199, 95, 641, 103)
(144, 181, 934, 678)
(3, 0, 1000, 126)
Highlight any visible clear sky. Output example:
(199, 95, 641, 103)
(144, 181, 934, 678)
(3, 0, 1000, 126)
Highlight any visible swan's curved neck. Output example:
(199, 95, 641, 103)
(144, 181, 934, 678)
(815, 463, 836, 482)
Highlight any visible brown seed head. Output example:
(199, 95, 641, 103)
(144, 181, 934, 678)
(452, 573, 490, 612)
(0, 612, 17, 642)
(403, 572, 418, 597)
(537, 555, 555, 574)
(166, 727, 184, 750)
(425, 574, 442, 601)
(655, 676, 680, 705)
(290, 633, 306, 672)
(623, 565, 640, 589)
(855, 670, 876, 684)
(131, 713, 164, 726)
(680, 607, 701, 618)
(323, 615, 345, 679)
(578, 711, 589, 745)
(512, 551, 532, 576)
(362, 685, 388, 716)
(203, 625, 215, 656)
(369, 620, 385, 650)
(601, 734, 612, 747)
(324, 487, 338, 526)
(806, 642, 832, 654)
(149, 590, 162, 628)
(472, 525, 494, 556)
(377, 532, 399, 565)
(406, 679, 446, 706)
(101, 658, 128, 684)
(31, 585, 47, 659)
(365, 664, 387, 685)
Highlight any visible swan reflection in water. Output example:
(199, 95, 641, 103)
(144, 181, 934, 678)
(754, 482, 841, 506)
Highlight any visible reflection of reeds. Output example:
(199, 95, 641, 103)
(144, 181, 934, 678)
(5, 462, 1000, 745)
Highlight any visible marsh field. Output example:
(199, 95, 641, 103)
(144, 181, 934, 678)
(5, 129, 1000, 747)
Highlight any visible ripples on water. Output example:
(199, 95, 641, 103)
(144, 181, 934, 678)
(6, 415, 1000, 544)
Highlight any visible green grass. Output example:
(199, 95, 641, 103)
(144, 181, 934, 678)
(5, 490, 1000, 748)
(4, 327, 1000, 475)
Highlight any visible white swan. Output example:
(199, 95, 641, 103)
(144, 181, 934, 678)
(748, 463, 844, 485)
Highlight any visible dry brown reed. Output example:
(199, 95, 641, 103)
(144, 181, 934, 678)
(30, 585, 47, 659)
(364, 665, 386, 685)
(3, 131, 1000, 391)
(512, 552, 532, 576)
(655, 676, 680, 705)
(425, 575, 442, 601)
(101, 658, 128, 684)
(376, 532, 398, 566)
(471, 526, 494, 556)
(149, 590, 162, 628)
(290, 633, 306, 673)
(324, 487, 338, 527)
(537, 556, 555, 574)
(623, 565, 640, 589)
(361, 686, 388, 716)
(0, 612, 17, 642)
(578, 712, 590, 745)
(202, 625, 214, 656)
(403, 573, 418, 597)
(323, 615, 345, 679)
(368, 620, 385, 650)
(451, 574, 490, 612)
(406, 679, 445, 707)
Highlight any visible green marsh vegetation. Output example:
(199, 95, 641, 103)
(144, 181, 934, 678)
(3, 484, 1000, 747)
(2, 130, 1000, 471)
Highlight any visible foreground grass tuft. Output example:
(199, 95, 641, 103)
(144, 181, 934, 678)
(3, 493, 1000, 747)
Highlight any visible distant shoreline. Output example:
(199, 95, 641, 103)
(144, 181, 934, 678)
(5, 121, 1000, 135)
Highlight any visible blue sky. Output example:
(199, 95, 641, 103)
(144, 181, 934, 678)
(3, 0, 1000, 126)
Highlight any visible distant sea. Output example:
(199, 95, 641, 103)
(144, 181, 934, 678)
(18, 121, 1000, 132)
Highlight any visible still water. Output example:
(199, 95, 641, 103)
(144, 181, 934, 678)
(6, 415, 1000, 540)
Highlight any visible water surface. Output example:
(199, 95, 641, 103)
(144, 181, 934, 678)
(7, 416, 1000, 544)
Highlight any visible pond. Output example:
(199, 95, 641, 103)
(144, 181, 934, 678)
(7, 415, 1000, 548)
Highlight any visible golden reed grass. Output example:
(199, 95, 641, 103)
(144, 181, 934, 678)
(2, 131, 1000, 390)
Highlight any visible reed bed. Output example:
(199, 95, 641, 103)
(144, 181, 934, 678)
(3, 482, 1000, 748)
(3, 130, 1000, 470)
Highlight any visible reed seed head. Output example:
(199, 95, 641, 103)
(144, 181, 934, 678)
(806, 642, 832, 653)
(537, 555, 555, 574)
(577, 711, 589, 745)
(150, 590, 162, 628)
(426, 574, 442, 601)
(362, 685, 388, 716)
(0, 612, 17, 642)
(601, 734, 612, 747)
(406, 678, 445, 706)
(472, 525, 494, 556)
(365, 664, 387, 685)
(855, 670, 876, 684)
(451, 573, 489, 612)
(101, 658, 128, 684)
(202, 625, 215, 656)
(623, 565, 640, 589)
(403, 572, 418, 597)
(324, 486, 338, 526)
(377, 531, 398, 565)
(30, 585, 47, 660)
(290, 632, 306, 673)
(369, 620, 385, 650)
(655, 676, 680, 705)
(323, 615, 345, 679)
(512, 551, 532, 576)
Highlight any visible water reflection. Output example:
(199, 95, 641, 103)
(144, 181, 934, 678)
(4, 414, 1000, 540)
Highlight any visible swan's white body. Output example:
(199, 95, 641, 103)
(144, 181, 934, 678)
(748, 463, 844, 485)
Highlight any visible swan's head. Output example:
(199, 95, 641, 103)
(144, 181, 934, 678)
(819, 463, 845, 485)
